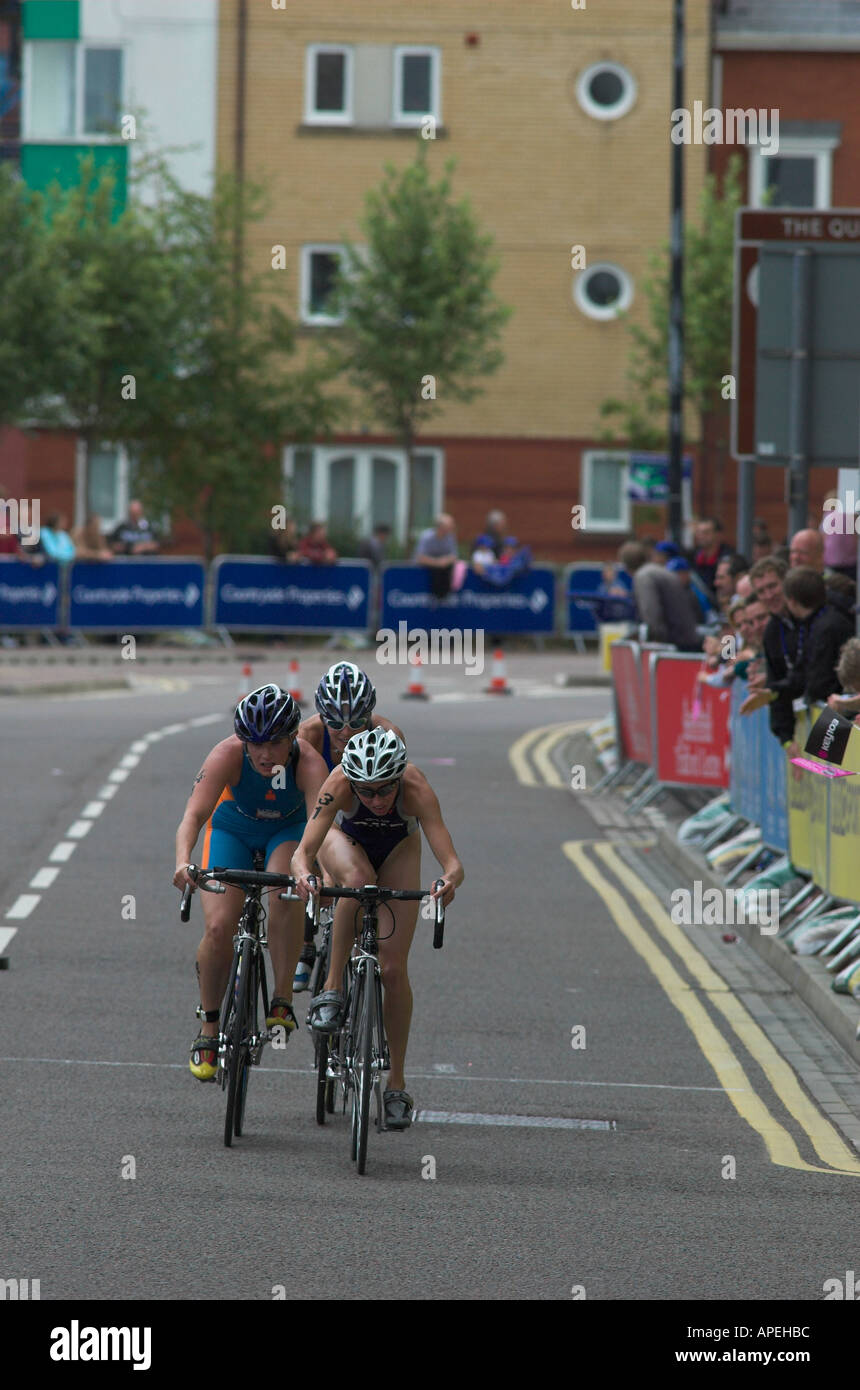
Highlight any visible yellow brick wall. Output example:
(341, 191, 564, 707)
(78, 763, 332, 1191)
(217, 0, 711, 441)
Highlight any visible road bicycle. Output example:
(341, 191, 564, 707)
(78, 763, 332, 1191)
(180, 851, 302, 1147)
(301, 876, 445, 1174)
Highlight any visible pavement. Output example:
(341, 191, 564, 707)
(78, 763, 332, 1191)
(567, 726, 860, 1076)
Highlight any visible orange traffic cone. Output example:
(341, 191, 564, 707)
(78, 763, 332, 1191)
(401, 655, 430, 700)
(288, 657, 306, 707)
(485, 648, 513, 695)
(233, 661, 253, 715)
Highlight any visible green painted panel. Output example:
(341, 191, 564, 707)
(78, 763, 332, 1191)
(22, 2, 79, 41)
(21, 143, 128, 217)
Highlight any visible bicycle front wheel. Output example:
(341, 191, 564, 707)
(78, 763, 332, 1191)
(224, 943, 252, 1148)
(354, 970, 375, 1175)
(234, 949, 257, 1138)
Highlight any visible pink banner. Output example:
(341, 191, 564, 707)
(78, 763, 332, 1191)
(652, 655, 730, 788)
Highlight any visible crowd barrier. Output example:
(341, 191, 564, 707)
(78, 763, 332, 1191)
(607, 645, 860, 903)
(0, 555, 589, 640)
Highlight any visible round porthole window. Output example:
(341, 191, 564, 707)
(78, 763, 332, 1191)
(574, 263, 633, 320)
(576, 62, 637, 121)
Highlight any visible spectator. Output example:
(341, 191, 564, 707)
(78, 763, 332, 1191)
(742, 556, 796, 743)
(470, 509, 532, 586)
(37, 512, 76, 563)
(751, 519, 773, 563)
(298, 521, 338, 566)
(820, 491, 859, 580)
(654, 540, 681, 565)
(618, 541, 700, 651)
(358, 523, 391, 570)
(414, 513, 458, 598)
(782, 567, 854, 707)
(691, 517, 732, 595)
(72, 514, 113, 561)
(110, 499, 160, 556)
(269, 517, 300, 562)
(666, 556, 708, 626)
(828, 638, 860, 719)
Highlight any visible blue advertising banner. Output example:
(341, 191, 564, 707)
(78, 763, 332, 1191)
(564, 563, 634, 635)
(68, 559, 205, 630)
(0, 558, 61, 628)
(380, 565, 556, 634)
(212, 558, 370, 632)
(728, 679, 788, 852)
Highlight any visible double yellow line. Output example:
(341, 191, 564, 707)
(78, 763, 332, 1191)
(509, 720, 594, 788)
(565, 839, 860, 1176)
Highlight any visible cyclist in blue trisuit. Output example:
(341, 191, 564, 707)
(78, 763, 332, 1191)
(291, 728, 464, 1131)
(292, 662, 405, 991)
(173, 685, 329, 1081)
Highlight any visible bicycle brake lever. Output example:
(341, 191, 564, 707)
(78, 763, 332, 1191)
(180, 883, 192, 921)
(432, 878, 445, 949)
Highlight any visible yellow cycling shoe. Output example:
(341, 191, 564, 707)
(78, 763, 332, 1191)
(189, 1034, 219, 1082)
(266, 997, 298, 1035)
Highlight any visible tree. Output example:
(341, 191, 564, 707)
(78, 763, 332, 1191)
(329, 144, 512, 538)
(597, 156, 745, 478)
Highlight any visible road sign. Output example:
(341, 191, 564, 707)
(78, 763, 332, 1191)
(732, 208, 860, 461)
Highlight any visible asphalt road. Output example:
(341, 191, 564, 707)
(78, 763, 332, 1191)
(1, 655, 859, 1304)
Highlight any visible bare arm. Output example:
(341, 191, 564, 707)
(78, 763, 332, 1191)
(404, 767, 464, 906)
(173, 739, 241, 888)
(290, 768, 351, 894)
(294, 737, 330, 819)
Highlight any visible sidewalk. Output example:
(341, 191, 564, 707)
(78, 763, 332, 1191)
(0, 639, 611, 695)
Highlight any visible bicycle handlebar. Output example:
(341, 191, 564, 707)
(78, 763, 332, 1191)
(178, 864, 299, 921)
(292, 875, 447, 948)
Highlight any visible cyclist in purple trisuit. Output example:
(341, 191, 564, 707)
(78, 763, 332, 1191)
(291, 662, 405, 992)
(173, 685, 328, 1081)
(291, 728, 464, 1131)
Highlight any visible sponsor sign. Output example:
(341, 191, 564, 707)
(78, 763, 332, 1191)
(68, 559, 205, 630)
(0, 558, 60, 628)
(212, 558, 370, 632)
(380, 564, 556, 634)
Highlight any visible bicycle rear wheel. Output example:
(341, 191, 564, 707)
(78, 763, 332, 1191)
(315, 1031, 330, 1126)
(354, 970, 375, 1175)
(224, 943, 252, 1148)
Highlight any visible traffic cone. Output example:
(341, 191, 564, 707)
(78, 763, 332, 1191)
(288, 657, 306, 706)
(401, 655, 430, 700)
(485, 648, 513, 695)
(233, 661, 253, 715)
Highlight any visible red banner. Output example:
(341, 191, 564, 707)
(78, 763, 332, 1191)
(651, 654, 730, 788)
(611, 642, 650, 763)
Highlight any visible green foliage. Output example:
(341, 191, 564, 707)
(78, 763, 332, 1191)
(0, 150, 340, 558)
(328, 144, 512, 529)
(598, 155, 744, 449)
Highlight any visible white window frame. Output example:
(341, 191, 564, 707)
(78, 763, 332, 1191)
(304, 43, 353, 126)
(22, 40, 123, 142)
(300, 244, 346, 325)
(392, 45, 441, 127)
(749, 135, 838, 210)
(576, 61, 637, 122)
(581, 451, 631, 533)
(284, 445, 444, 541)
(574, 263, 634, 321)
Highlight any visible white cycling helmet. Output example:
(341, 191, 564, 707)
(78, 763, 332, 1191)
(340, 728, 407, 784)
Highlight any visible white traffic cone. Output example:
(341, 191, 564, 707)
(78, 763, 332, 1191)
(485, 647, 513, 695)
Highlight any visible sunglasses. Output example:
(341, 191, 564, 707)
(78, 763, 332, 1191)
(325, 715, 370, 732)
(349, 778, 400, 799)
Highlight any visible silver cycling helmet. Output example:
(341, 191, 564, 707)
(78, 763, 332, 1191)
(234, 684, 300, 743)
(314, 661, 377, 726)
(340, 728, 407, 784)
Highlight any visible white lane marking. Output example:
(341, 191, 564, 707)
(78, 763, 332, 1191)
(30, 867, 60, 889)
(108, 768, 130, 783)
(81, 801, 106, 819)
(0, 927, 18, 953)
(119, 753, 140, 769)
(190, 714, 222, 727)
(160, 723, 185, 736)
(49, 842, 76, 863)
(414, 1110, 616, 1131)
(66, 820, 93, 839)
(130, 740, 150, 754)
(4, 895, 40, 920)
(0, 1056, 742, 1093)
(97, 784, 119, 799)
